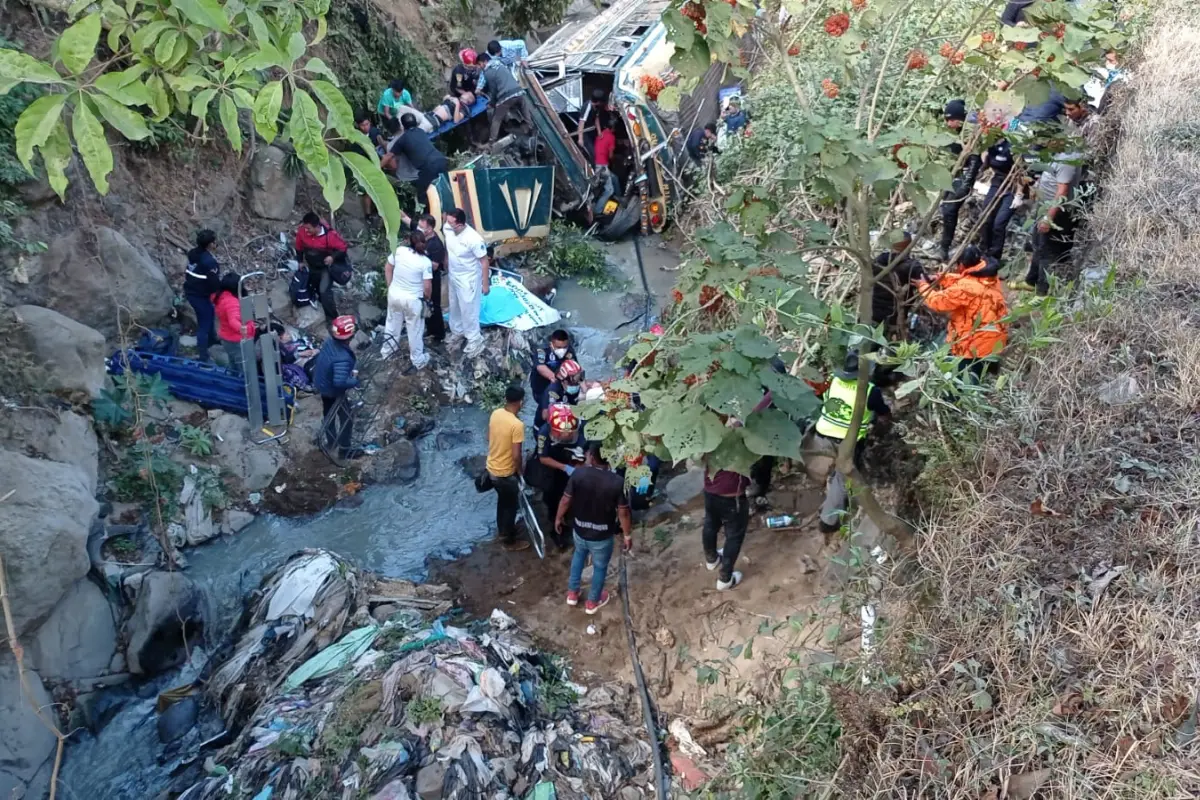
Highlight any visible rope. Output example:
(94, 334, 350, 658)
(618, 546, 670, 797)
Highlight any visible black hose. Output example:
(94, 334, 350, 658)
(632, 234, 654, 333)
(618, 547, 670, 796)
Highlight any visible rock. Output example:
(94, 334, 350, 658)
(372, 603, 399, 624)
(415, 762, 446, 800)
(294, 303, 327, 330)
(515, 267, 556, 299)
(0, 655, 57, 800)
(663, 465, 705, 507)
(249, 145, 297, 220)
(6, 306, 107, 397)
(156, 695, 199, 743)
(800, 429, 836, 483)
(358, 301, 386, 326)
(210, 412, 283, 491)
(178, 475, 217, 547)
(799, 554, 818, 574)
(361, 439, 420, 485)
(1097, 374, 1141, 406)
(0, 452, 97, 636)
(108, 652, 126, 674)
(260, 463, 340, 517)
(28, 579, 118, 684)
(268, 277, 293, 317)
(0, 407, 100, 493)
(125, 571, 205, 676)
(403, 413, 435, 439)
(73, 686, 133, 734)
(434, 430, 471, 451)
(28, 228, 173, 335)
(457, 454, 487, 479)
(654, 627, 675, 648)
(222, 509, 255, 534)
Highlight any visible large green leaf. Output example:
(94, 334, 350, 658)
(0, 51, 64, 92)
(89, 92, 151, 140)
(15, 94, 67, 172)
(733, 329, 777, 359)
(58, 14, 101, 75)
(701, 371, 764, 417)
(319, 146, 346, 210)
(285, 31, 306, 66)
(308, 78, 353, 133)
(669, 40, 710, 81)
(72, 99, 114, 193)
(661, 8, 694, 50)
(742, 409, 803, 458)
(154, 30, 180, 66)
(758, 369, 820, 421)
(95, 70, 151, 105)
(190, 87, 218, 121)
(287, 88, 329, 179)
(661, 405, 725, 463)
(40, 119, 73, 200)
(585, 415, 615, 441)
(303, 57, 338, 84)
(146, 74, 170, 120)
(707, 428, 758, 477)
(174, 0, 231, 33)
(340, 150, 401, 247)
(252, 79, 283, 141)
(218, 92, 242, 152)
(243, 9, 272, 46)
(130, 20, 171, 53)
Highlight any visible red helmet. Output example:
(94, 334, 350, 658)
(649, 323, 665, 336)
(331, 315, 357, 340)
(459, 48, 477, 65)
(556, 359, 582, 381)
(547, 404, 579, 436)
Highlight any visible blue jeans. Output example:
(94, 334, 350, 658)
(568, 533, 614, 603)
(186, 293, 217, 361)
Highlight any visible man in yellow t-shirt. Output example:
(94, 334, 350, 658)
(486, 385, 530, 551)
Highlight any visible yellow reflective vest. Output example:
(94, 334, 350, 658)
(815, 377, 873, 441)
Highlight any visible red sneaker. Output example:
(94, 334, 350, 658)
(584, 591, 610, 615)
(566, 590, 580, 607)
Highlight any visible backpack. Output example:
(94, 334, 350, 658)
(290, 266, 312, 306)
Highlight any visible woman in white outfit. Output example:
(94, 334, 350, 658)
(382, 230, 433, 369)
(442, 207, 490, 358)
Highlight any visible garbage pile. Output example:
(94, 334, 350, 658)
(179, 550, 656, 799)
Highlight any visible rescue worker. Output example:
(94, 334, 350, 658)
(940, 99, 983, 262)
(402, 211, 447, 342)
(812, 351, 892, 533)
(530, 330, 575, 419)
(542, 359, 584, 421)
(386, 113, 448, 209)
(918, 245, 1009, 381)
(478, 51, 530, 145)
(449, 49, 481, 99)
(978, 136, 1019, 263)
(537, 403, 588, 550)
(183, 229, 221, 362)
(557, 443, 632, 614)
(444, 207, 490, 358)
(312, 315, 361, 459)
(381, 229, 433, 371)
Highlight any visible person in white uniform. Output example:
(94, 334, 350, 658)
(382, 230, 433, 369)
(442, 207, 490, 358)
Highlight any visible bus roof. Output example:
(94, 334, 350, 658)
(528, 0, 671, 75)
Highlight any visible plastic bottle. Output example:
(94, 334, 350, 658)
(765, 514, 796, 529)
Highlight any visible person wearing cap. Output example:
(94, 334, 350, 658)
(538, 403, 588, 550)
(940, 99, 983, 263)
(382, 229, 433, 371)
(531, 329, 575, 418)
(557, 442, 632, 614)
(811, 351, 892, 533)
(486, 384, 530, 551)
(183, 229, 221, 362)
(917, 244, 1008, 379)
(542, 360, 584, 421)
(312, 316, 361, 459)
(443, 207, 490, 358)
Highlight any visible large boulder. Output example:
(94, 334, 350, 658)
(0, 655, 56, 800)
(125, 570, 205, 676)
(0, 451, 97, 636)
(210, 412, 283, 491)
(361, 439, 420, 485)
(31, 227, 174, 335)
(249, 145, 297, 220)
(28, 579, 118, 684)
(0, 407, 100, 493)
(6, 306, 107, 397)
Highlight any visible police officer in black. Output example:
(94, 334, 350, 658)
(979, 137, 1019, 262)
(940, 100, 983, 263)
(530, 329, 574, 418)
(183, 229, 221, 362)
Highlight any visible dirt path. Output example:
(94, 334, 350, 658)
(432, 472, 841, 722)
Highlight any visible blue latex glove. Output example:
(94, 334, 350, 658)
(563, 465, 575, 476)
(635, 475, 651, 494)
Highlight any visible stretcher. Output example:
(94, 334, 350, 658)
(428, 93, 491, 140)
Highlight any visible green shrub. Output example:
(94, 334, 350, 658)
(526, 223, 617, 291)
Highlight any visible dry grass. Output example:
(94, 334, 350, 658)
(843, 5, 1200, 798)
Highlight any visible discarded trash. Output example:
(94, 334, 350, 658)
(177, 551, 657, 800)
(586, 623, 599, 636)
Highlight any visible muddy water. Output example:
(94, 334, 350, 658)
(58, 236, 677, 800)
